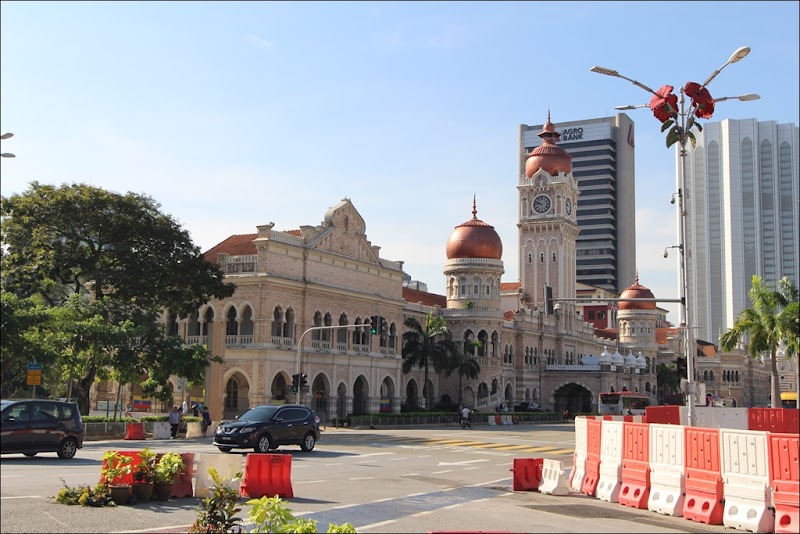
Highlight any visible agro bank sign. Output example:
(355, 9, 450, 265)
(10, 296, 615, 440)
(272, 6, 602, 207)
(523, 121, 612, 149)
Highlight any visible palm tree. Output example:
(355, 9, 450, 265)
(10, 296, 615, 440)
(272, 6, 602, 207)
(720, 276, 798, 408)
(776, 277, 799, 407)
(446, 349, 481, 406)
(401, 312, 458, 411)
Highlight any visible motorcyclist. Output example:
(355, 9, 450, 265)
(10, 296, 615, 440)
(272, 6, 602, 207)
(460, 405, 471, 427)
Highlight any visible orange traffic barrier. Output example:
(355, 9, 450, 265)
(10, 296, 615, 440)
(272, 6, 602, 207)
(494, 415, 502, 425)
(769, 433, 800, 534)
(171, 453, 195, 498)
(749, 408, 800, 434)
(510, 458, 543, 491)
(240, 453, 293, 499)
(645, 405, 681, 425)
(619, 422, 650, 509)
(100, 450, 141, 486)
(581, 419, 602, 496)
(124, 422, 145, 440)
(683, 427, 723, 525)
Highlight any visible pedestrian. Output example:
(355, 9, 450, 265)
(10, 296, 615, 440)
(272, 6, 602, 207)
(562, 409, 570, 422)
(201, 406, 212, 438)
(181, 399, 189, 415)
(169, 406, 181, 439)
(192, 403, 200, 417)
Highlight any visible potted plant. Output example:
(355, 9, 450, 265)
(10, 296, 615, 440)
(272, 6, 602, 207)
(153, 452, 185, 501)
(101, 451, 132, 505)
(131, 447, 157, 503)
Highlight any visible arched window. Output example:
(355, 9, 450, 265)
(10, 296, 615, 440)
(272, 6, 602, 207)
(225, 378, 239, 410)
(271, 307, 284, 337)
(283, 308, 295, 339)
(226, 307, 238, 336)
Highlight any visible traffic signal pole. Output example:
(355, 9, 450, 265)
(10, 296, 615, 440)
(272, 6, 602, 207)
(295, 324, 365, 404)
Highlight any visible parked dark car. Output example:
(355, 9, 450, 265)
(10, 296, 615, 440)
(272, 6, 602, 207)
(213, 404, 320, 453)
(0, 399, 84, 459)
(513, 402, 543, 413)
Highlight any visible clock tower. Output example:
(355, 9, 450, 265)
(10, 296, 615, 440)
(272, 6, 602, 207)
(518, 114, 580, 316)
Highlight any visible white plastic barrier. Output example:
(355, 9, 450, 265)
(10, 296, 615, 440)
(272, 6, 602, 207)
(194, 453, 244, 498)
(503, 415, 512, 425)
(677, 407, 749, 430)
(539, 459, 570, 496)
(570, 416, 589, 492)
(596, 420, 624, 503)
(151, 421, 171, 440)
(720, 429, 774, 533)
(647, 423, 685, 516)
(487, 415, 497, 426)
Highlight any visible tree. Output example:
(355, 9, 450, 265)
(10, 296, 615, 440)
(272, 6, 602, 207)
(1, 182, 235, 414)
(445, 350, 481, 406)
(720, 276, 797, 408)
(656, 362, 682, 405)
(401, 312, 458, 411)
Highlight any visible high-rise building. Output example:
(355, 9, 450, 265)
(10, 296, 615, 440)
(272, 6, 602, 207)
(683, 118, 799, 343)
(519, 114, 637, 294)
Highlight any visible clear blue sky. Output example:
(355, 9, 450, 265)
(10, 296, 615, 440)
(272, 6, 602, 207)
(2, 1, 798, 324)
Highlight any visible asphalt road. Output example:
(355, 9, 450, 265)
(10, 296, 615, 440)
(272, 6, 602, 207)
(0, 422, 733, 533)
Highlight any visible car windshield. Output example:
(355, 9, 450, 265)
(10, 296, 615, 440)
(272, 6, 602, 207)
(237, 405, 279, 422)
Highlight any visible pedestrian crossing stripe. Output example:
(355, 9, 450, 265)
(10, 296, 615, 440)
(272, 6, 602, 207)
(542, 448, 575, 455)
(470, 443, 515, 449)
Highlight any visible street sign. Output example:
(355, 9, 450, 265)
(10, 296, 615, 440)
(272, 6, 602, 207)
(27, 361, 42, 386)
(27, 370, 42, 386)
(177, 378, 187, 391)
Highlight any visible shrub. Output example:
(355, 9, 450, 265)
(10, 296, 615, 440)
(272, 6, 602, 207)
(188, 467, 243, 534)
(247, 495, 356, 533)
(54, 480, 114, 507)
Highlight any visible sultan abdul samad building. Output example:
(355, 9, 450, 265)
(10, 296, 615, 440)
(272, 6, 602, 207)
(98, 116, 771, 420)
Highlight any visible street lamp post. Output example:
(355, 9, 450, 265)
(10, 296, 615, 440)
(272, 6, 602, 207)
(591, 47, 759, 426)
(295, 324, 367, 404)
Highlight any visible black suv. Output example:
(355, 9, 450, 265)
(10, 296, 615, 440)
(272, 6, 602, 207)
(0, 399, 84, 459)
(213, 404, 320, 453)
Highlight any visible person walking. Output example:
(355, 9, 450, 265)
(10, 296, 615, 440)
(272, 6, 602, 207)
(169, 406, 181, 439)
(201, 406, 212, 438)
(460, 405, 472, 429)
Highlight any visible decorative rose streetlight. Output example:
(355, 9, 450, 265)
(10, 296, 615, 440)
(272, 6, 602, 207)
(590, 47, 759, 426)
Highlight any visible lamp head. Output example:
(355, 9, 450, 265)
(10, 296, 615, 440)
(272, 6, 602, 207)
(738, 93, 760, 101)
(0, 132, 13, 140)
(670, 195, 676, 205)
(590, 66, 619, 77)
(728, 46, 751, 64)
(663, 249, 669, 258)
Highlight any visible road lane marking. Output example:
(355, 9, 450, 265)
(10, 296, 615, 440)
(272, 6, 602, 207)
(437, 459, 489, 466)
(348, 477, 375, 480)
(358, 520, 396, 531)
(432, 470, 453, 474)
(1, 495, 41, 499)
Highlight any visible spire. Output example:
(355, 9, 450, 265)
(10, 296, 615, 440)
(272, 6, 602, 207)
(472, 194, 477, 219)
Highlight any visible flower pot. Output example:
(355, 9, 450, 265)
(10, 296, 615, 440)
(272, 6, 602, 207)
(131, 482, 154, 503)
(108, 484, 131, 505)
(153, 482, 173, 502)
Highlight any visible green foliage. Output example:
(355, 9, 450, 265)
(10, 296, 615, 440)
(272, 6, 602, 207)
(101, 451, 132, 485)
(401, 312, 459, 411)
(188, 467, 243, 534)
(1, 182, 234, 415)
(246, 495, 356, 533)
(54, 479, 115, 507)
(721, 276, 798, 408)
(154, 452, 185, 484)
(133, 447, 157, 484)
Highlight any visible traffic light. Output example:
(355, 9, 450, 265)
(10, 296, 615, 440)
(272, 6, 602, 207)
(369, 315, 378, 335)
(300, 374, 307, 388)
(291, 373, 299, 392)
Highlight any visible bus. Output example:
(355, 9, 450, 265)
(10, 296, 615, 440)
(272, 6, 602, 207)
(780, 392, 797, 409)
(598, 391, 651, 415)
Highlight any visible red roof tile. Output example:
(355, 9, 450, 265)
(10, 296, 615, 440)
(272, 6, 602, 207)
(500, 282, 521, 292)
(203, 234, 257, 264)
(402, 287, 446, 308)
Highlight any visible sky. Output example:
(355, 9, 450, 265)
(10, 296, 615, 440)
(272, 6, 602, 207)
(2, 1, 798, 324)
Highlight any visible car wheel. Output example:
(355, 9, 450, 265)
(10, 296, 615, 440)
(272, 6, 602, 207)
(255, 434, 271, 453)
(57, 438, 78, 459)
(217, 446, 233, 453)
(23, 452, 37, 457)
(300, 433, 316, 452)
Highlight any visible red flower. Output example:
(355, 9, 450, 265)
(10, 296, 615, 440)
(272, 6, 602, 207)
(685, 81, 715, 119)
(649, 85, 678, 123)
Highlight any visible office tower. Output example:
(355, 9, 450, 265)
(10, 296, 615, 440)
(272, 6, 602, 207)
(519, 114, 637, 294)
(684, 119, 799, 343)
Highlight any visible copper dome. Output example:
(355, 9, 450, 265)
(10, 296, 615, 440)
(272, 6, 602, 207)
(446, 198, 503, 260)
(619, 276, 656, 310)
(525, 114, 572, 178)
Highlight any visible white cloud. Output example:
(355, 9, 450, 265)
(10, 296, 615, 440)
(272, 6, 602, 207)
(246, 34, 275, 50)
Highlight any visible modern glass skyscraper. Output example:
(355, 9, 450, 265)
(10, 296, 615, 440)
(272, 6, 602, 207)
(683, 118, 799, 343)
(519, 114, 637, 294)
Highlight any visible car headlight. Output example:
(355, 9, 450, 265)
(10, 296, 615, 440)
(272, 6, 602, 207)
(238, 426, 256, 434)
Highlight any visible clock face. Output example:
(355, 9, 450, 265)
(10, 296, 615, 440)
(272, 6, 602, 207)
(565, 198, 572, 216)
(533, 195, 551, 214)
